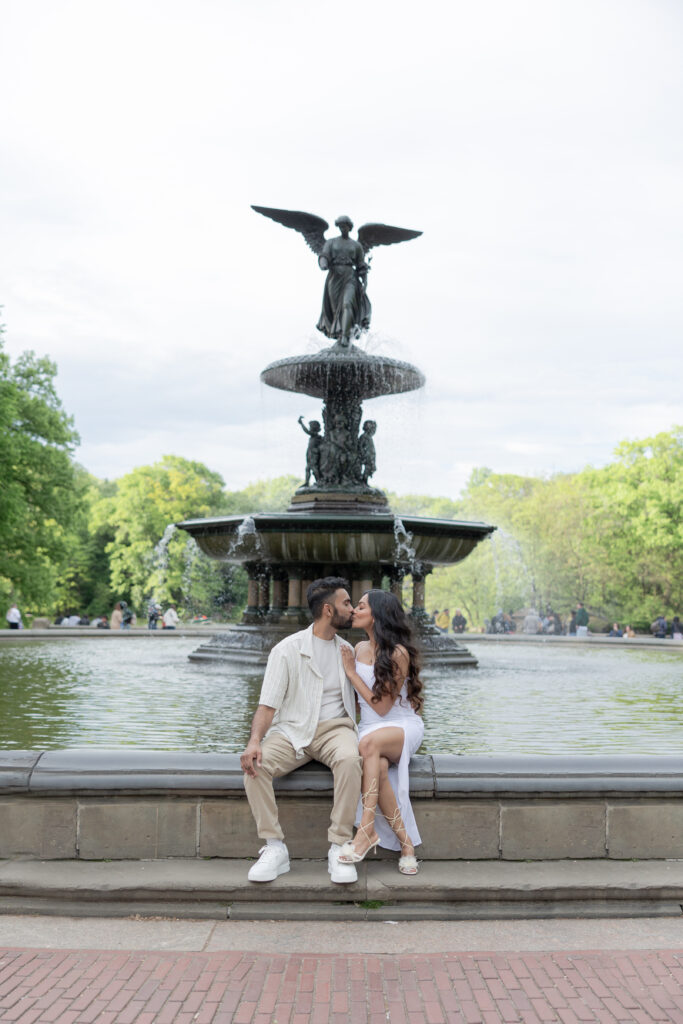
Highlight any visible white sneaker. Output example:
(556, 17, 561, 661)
(328, 843, 358, 884)
(247, 844, 290, 882)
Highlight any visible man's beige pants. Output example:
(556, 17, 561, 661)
(243, 718, 362, 845)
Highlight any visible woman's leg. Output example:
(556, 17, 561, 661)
(343, 728, 406, 858)
(376, 757, 415, 860)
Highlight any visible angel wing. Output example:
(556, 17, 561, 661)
(357, 223, 423, 256)
(251, 205, 329, 256)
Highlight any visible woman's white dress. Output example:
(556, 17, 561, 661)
(355, 660, 424, 851)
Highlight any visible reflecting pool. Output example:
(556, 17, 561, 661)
(0, 638, 681, 754)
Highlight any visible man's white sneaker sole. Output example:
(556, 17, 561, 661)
(328, 858, 358, 884)
(247, 849, 291, 882)
(248, 860, 290, 882)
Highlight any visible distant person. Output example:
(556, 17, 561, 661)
(567, 611, 577, 636)
(650, 615, 667, 639)
(120, 601, 134, 630)
(435, 608, 450, 633)
(66, 614, 81, 627)
(489, 609, 506, 634)
(503, 611, 516, 633)
(550, 612, 562, 635)
(96, 615, 110, 629)
(608, 623, 623, 638)
(523, 608, 541, 634)
(575, 602, 589, 637)
(111, 603, 123, 630)
(163, 605, 179, 629)
(6, 603, 22, 630)
(430, 609, 439, 625)
(624, 624, 635, 638)
(78, 615, 90, 626)
(452, 609, 467, 633)
(671, 616, 682, 640)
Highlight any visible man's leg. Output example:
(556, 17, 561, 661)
(307, 719, 362, 845)
(243, 732, 309, 840)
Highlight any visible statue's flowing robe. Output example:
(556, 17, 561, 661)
(316, 237, 371, 340)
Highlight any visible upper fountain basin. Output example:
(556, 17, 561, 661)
(177, 513, 494, 568)
(260, 344, 425, 400)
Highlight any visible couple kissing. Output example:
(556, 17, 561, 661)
(240, 576, 424, 884)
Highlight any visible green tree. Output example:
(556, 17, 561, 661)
(0, 326, 80, 614)
(53, 469, 117, 617)
(581, 427, 683, 623)
(91, 455, 228, 612)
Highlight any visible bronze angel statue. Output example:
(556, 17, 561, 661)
(252, 206, 422, 348)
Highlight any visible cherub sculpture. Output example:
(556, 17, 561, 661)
(252, 206, 422, 348)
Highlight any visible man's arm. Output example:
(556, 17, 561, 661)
(240, 704, 276, 777)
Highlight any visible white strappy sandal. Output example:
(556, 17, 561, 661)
(387, 807, 419, 875)
(338, 780, 380, 864)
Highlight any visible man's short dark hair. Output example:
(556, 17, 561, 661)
(307, 577, 350, 620)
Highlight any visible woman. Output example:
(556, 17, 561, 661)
(338, 590, 424, 874)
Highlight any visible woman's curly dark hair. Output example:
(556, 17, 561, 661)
(365, 589, 423, 714)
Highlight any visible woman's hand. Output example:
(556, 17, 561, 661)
(341, 644, 356, 677)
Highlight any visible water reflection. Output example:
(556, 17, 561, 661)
(0, 638, 681, 753)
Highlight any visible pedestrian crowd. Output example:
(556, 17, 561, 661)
(4, 601, 182, 630)
(428, 603, 682, 639)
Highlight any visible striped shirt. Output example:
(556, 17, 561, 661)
(259, 624, 357, 757)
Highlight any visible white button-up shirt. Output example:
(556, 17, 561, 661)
(259, 624, 357, 757)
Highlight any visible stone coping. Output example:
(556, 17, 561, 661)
(463, 633, 683, 650)
(2, 750, 683, 797)
(2, 628, 680, 650)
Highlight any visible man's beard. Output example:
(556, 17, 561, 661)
(330, 609, 354, 630)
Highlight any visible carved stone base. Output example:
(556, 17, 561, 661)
(288, 489, 389, 514)
(188, 621, 478, 668)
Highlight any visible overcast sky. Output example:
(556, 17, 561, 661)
(2, 0, 681, 499)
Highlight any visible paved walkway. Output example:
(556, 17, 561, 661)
(2, 918, 683, 1023)
(2, 946, 683, 1024)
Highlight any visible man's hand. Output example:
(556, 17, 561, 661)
(240, 738, 262, 777)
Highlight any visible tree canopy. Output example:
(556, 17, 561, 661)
(0, 328, 80, 611)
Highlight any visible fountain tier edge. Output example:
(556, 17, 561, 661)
(177, 512, 495, 667)
(178, 512, 493, 565)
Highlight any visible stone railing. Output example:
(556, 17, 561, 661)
(2, 751, 682, 862)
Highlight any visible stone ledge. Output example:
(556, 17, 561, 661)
(2, 858, 683, 907)
(4, 751, 683, 797)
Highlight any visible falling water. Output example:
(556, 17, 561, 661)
(393, 515, 417, 568)
(148, 523, 177, 601)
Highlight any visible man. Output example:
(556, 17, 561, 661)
(162, 605, 179, 629)
(451, 609, 467, 634)
(240, 577, 362, 885)
(5, 604, 22, 629)
(575, 602, 589, 637)
(435, 608, 450, 633)
(523, 608, 542, 634)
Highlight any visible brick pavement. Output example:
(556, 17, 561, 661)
(2, 947, 683, 1023)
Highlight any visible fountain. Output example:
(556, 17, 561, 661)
(178, 206, 495, 665)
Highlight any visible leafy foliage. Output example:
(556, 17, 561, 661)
(422, 428, 683, 629)
(0, 328, 80, 612)
(89, 455, 229, 611)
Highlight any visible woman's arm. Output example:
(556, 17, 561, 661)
(340, 645, 397, 716)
